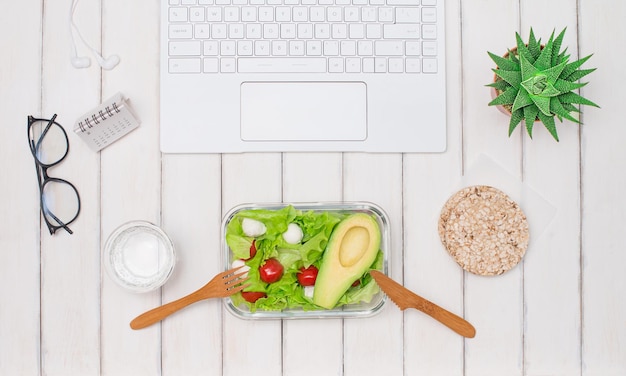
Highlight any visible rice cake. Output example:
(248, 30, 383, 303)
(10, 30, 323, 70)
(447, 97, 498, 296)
(438, 185, 529, 276)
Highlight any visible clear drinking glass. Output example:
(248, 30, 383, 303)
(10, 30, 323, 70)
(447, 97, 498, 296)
(104, 221, 176, 292)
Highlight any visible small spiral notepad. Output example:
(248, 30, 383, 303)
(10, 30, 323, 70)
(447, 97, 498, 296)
(74, 93, 140, 151)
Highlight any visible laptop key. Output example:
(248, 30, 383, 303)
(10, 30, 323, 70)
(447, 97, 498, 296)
(384, 24, 420, 39)
(203, 58, 219, 72)
(221, 58, 237, 72)
(346, 57, 361, 72)
(422, 8, 437, 23)
(375, 41, 404, 56)
(169, 41, 201, 56)
(422, 24, 437, 39)
(395, 7, 420, 23)
(169, 24, 193, 39)
(238, 58, 327, 73)
(386, 0, 419, 5)
(388, 57, 404, 73)
(169, 58, 201, 73)
(405, 57, 420, 73)
(422, 58, 437, 73)
(422, 41, 437, 56)
(169, 7, 188, 22)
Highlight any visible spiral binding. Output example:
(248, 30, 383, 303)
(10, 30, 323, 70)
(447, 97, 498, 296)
(77, 102, 122, 132)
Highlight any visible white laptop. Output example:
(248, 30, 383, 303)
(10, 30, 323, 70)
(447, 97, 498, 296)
(160, 0, 446, 153)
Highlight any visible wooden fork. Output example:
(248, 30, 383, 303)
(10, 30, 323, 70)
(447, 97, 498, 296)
(130, 267, 249, 330)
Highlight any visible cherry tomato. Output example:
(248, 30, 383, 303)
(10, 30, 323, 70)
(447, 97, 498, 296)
(241, 291, 267, 303)
(244, 240, 257, 261)
(297, 265, 319, 286)
(259, 258, 284, 283)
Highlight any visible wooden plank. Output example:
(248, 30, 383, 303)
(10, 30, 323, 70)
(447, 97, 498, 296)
(343, 153, 404, 376)
(39, 0, 102, 374)
(161, 155, 223, 375)
(99, 1, 162, 374)
(519, 2, 582, 374)
(403, 0, 465, 372)
(281, 153, 344, 376)
(221, 153, 283, 376)
(0, 2, 43, 375)
(579, 1, 626, 374)
(460, 1, 524, 375)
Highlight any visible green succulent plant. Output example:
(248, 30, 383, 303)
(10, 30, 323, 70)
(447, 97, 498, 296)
(487, 28, 599, 141)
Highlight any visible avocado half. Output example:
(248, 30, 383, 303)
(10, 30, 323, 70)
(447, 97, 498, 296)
(313, 213, 381, 309)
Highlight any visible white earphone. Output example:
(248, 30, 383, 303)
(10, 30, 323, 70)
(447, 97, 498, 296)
(70, 0, 120, 70)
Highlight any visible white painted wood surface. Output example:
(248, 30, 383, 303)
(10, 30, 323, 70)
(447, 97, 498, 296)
(1, 0, 624, 375)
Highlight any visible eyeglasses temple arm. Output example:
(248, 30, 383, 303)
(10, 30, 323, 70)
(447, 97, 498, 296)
(35, 114, 58, 151)
(45, 209, 74, 235)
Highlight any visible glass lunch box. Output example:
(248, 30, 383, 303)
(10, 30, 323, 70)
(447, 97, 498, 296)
(221, 202, 390, 319)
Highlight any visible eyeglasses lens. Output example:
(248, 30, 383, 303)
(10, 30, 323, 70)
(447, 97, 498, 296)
(29, 119, 68, 165)
(41, 180, 80, 227)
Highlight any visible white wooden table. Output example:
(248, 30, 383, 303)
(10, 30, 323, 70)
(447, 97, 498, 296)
(1, 1, 624, 375)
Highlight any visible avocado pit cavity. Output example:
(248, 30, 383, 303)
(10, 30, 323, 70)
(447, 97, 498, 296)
(339, 226, 370, 267)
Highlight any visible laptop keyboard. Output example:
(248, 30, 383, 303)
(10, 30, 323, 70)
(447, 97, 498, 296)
(167, 0, 439, 74)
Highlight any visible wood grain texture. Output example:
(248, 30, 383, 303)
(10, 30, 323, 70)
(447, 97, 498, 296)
(579, 1, 626, 374)
(0, 2, 43, 375)
(40, 0, 102, 375)
(461, 1, 524, 375)
(162, 154, 223, 375)
(520, 1, 583, 375)
(1, 0, 625, 374)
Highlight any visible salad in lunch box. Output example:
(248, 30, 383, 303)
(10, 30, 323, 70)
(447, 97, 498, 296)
(225, 205, 384, 312)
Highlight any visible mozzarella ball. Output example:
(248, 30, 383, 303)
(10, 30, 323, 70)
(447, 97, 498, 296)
(241, 218, 266, 237)
(231, 259, 251, 278)
(282, 223, 303, 244)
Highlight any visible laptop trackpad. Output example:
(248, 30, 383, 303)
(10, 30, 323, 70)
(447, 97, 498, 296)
(240, 82, 367, 141)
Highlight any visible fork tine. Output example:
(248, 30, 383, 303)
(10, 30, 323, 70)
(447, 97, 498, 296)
(224, 270, 248, 282)
(229, 283, 251, 293)
(217, 266, 243, 278)
(211, 266, 246, 282)
(217, 282, 251, 298)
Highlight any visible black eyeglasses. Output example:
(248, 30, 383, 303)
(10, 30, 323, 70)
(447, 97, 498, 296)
(28, 114, 81, 234)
